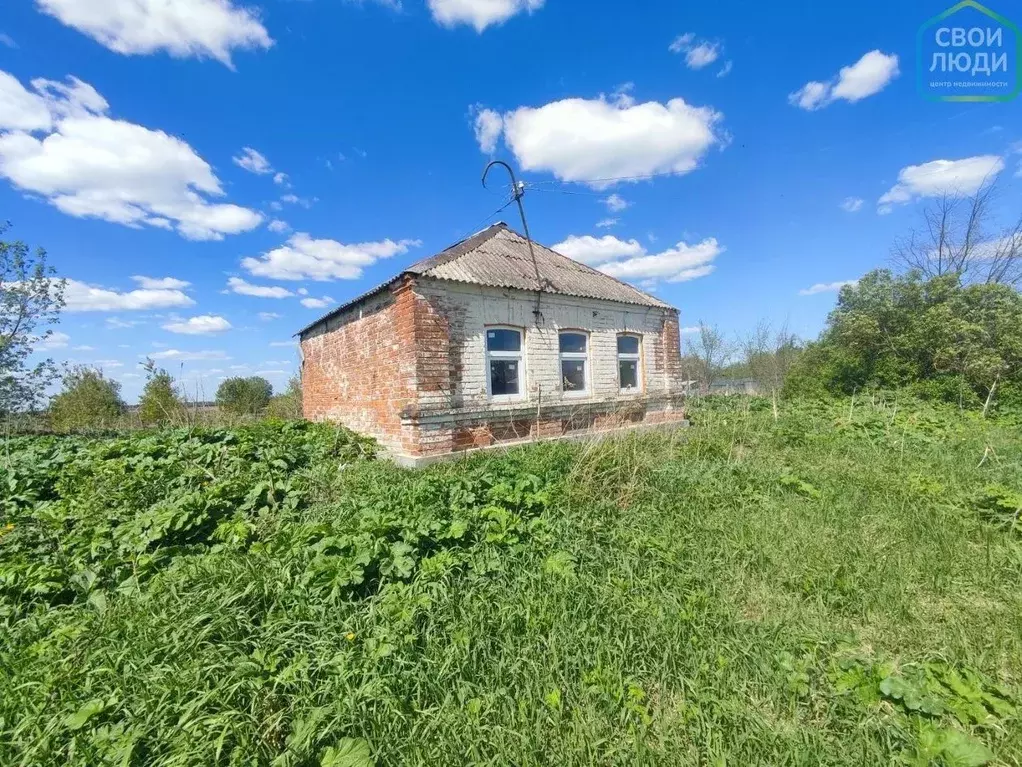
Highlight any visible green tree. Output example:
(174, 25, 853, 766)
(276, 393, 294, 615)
(137, 360, 184, 426)
(215, 376, 273, 416)
(266, 375, 302, 420)
(1, 224, 66, 414)
(785, 269, 1022, 410)
(49, 366, 125, 432)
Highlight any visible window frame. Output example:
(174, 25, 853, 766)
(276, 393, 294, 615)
(558, 329, 590, 397)
(617, 333, 643, 394)
(484, 325, 526, 402)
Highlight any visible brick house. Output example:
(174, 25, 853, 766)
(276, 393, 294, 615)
(297, 223, 687, 465)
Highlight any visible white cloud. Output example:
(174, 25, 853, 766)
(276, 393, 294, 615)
(427, 0, 544, 32)
(599, 239, 722, 284)
(38, 330, 70, 349)
(878, 155, 1005, 208)
(258, 311, 281, 321)
(106, 317, 143, 329)
(267, 219, 290, 233)
(233, 146, 271, 174)
(716, 60, 733, 78)
(92, 359, 124, 369)
(680, 326, 701, 335)
(553, 234, 645, 265)
(789, 50, 899, 110)
(226, 276, 294, 298)
(35, 0, 272, 67)
(301, 296, 334, 309)
(242, 232, 421, 281)
(0, 71, 262, 240)
(73, 344, 95, 351)
(595, 217, 618, 228)
(131, 275, 190, 289)
(473, 107, 503, 154)
(483, 93, 723, 187)
(554, 233, 723, 286)
(162, 314, 232, 334)
(839, 197, 864, 213)
(669, 33, 723, 70)
(603, 193, 630, 212)
(0, 72, 53, 131)
(0, 33, 16, 49)
(269, 340, 296, 347)
(64, 277, 195, 312)
(148, 349, 229, 361)
(273, 171, 288, 186)
(799, 280, 858, 296)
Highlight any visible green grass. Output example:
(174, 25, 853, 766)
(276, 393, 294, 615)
(1, 397, 1020, 765)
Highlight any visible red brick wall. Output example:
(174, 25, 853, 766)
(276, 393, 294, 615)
(301, 279, 419, 451)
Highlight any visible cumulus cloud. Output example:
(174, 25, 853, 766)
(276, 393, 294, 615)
(131, 275, 190, 289)
(300, 296, 334, 309)
(799, 280, 858, 296)
(35, 0, 272, 67)
(428, 0, 544, 32)
(63, 277, 195, 311)
(233, 147, 272, 174)
(668, 33, 722, 70)
(242, 232, 421, 281)
(552, 234, 645, 265)
(839, 197, 864, 213)
(789, 50, 899, 110)
(162, 314, 232, 334)
(595, 218, 618, 228)
(273, 171, 288, 186)
(553, 233, 723, 285)
(476, 93, 723, 188)
(472, 107, 503, 154)
(258, 312, 281, 321)
(603, 193, 630, 212)
(226, 276, 294, 298)
(267, 219, 290, 234)
(148, 349, 229, 361)
(0, 70, 262, 240)
(877, 155, 1005, 209)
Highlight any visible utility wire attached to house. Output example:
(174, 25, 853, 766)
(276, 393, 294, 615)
(482, 160, 545, 323)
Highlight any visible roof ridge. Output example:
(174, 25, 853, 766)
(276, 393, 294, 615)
(404, 222, 507, 275)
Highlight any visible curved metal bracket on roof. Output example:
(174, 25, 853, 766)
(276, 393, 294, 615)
(482, 160, 544, 322)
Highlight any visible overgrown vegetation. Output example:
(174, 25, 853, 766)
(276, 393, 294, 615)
(2, 397, 1020, 765)
(787, 270, 1022, 410)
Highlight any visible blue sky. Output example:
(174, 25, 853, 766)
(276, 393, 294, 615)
(2, 0, 1020, 402)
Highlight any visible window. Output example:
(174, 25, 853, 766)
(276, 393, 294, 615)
(559, 331, 589, 394)
(486, 327, 523, 399)
(617, 333, 641, 392)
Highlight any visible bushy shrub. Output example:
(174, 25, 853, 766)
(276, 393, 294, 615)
(215, 376, 272, 415)
(266, 375, 302, 420)
(137, 362, 184, 426)
(48, 366, 124, 432)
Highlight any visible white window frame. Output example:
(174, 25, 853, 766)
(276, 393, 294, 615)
(559, 330, 590, 396)
(485, 325, 525, 402)
(617, 333, 643, 393)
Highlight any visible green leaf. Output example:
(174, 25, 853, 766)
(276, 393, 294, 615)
(939, 730, 993, 767)
(65, 698, 106, 731)
(320, 738, 374, 767)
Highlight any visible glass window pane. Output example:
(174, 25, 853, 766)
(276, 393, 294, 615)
(619, 360, 638, 390)
(559, 332, 587, 354)
(490, 359, 519, 396)
(561, 360, 586, 391)
(487, 328, 521, 352)
(617, 335, 639, 355)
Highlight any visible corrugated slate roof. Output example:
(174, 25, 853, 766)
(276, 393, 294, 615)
(297, 222, 673, 335)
